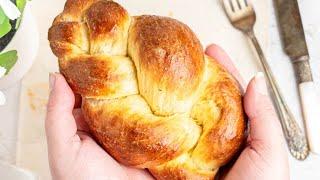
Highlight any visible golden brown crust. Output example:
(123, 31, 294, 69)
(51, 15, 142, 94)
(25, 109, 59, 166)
(49, 0, 130, 58)
(190, 56, 245, 168)
(147, 57, 245, 178)
(82, 95, 201, 168)
(60, 55, 138, 98)
(85, 1, 128, 41)
(150, 162, 216, 180)
(129, 15, 204, 92)
(84, 1, 130, 55)
(48, 22, 87, 45)
(53, 0, 99, 23)
(48, 22, 89, 58)
(129, 16, 204, 115)
(48, 1, 246, 179)
(49, 41, 85, 59)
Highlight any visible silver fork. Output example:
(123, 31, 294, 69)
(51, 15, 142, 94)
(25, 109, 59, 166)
(221, 0, 309, 160)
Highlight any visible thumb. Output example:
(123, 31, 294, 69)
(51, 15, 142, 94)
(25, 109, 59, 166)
(45, 73, 77, 148)
(224, 73, 289, 180)
(244, 72, 285, 152)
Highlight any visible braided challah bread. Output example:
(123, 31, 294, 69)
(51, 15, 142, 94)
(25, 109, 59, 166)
(48, 0, 246, 179)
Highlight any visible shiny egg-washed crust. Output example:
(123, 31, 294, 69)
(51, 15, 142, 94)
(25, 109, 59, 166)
(48, 0, 245, 179)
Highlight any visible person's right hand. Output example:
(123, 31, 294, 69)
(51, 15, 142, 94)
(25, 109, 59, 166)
(206, 44, 289, 180)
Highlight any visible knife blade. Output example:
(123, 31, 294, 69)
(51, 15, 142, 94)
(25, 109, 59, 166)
(275, 0, 308, 60)
(274, 0, 320, 154)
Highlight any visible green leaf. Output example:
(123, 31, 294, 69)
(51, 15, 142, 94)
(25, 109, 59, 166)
(15, 15, 22, 29)
(0, 8, 6, 24)
(0, 50, 18, 74)
(16, 0, 27, 12)
(15, 0, 28, 29)
(0, 17, 11, 38)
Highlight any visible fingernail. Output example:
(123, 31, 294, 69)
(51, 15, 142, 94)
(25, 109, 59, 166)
(49, 73, 56, 91)
(255, 72, 268, 96)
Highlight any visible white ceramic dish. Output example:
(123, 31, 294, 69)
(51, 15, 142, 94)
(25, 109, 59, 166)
(0, 3, 39, 89)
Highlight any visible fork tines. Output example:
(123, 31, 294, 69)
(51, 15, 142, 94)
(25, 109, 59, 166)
(222, 0, 254, 21)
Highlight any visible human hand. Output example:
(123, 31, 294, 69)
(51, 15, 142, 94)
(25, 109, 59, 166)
(46, 44, 289, 180)
(205, 44, 289, 180)
(45, 73, 153, 180)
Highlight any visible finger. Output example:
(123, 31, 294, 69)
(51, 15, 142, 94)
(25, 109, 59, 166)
(45, 73, 77, 147)
(73, 108, 90, 132)
(244, 72, 285, 151)
(205, 44, 246, 88)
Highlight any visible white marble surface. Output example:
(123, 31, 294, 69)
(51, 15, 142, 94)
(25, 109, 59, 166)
(0, 83, 20, 164)
(0, 0, 319, 179)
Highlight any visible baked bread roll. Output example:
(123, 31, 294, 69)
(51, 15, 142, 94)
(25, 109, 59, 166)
(48, 0, 245, 179)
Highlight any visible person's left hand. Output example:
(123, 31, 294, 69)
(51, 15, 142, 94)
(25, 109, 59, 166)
(45, 73, 153, 180)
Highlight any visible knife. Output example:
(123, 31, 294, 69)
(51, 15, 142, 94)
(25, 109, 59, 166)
(274, 0, 320, 154)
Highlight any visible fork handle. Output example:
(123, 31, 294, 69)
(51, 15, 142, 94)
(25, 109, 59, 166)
(246, 30, 309, 160)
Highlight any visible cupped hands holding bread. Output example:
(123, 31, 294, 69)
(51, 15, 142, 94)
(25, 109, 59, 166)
(47, 0, 289, 179)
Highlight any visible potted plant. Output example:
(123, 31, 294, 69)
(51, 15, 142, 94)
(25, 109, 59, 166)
(0, 0, 39, 105)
